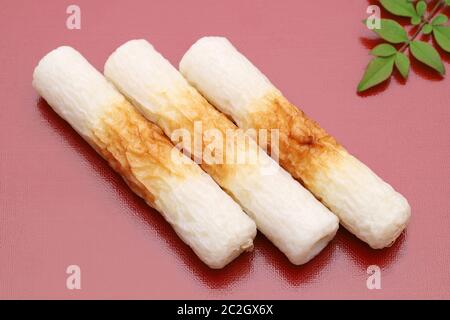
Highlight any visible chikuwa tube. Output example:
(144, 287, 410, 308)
(104, 39, 339, 265)
(32, 46, 257, 269)
(179, 37, 411, 249)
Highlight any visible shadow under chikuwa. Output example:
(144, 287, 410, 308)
(36, 97, 253, 289)
(255, 231, 335, 285)
(334, 225, 407, 270)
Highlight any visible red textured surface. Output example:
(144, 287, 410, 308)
(0, 0, 449, 299)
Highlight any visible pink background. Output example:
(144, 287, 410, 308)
(0, 0, 449, 299)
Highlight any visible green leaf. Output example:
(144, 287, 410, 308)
(433, 26, 450, 52)
(446, 0, 450, 6)
(416, 1, 427, 17)
(380, 0, 418, 18)
(357, 56, 395, 92)
(423, 24, 433, 35)
(371, 43, 398, 56)
(372, 19, 409, 43)
(411, 16, 422, 25)
(410, 40, 446, 75)
(431, 14, 448, 26)
(395, 52, 410, 78)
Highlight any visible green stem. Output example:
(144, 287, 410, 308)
(399, 0, 447, 52)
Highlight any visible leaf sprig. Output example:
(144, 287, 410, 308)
(358, 0, 450, 92)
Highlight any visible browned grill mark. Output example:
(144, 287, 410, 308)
(91, 101, 197, 206)
(244, 91, 344, 193)
(155, 87, 258, 186)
